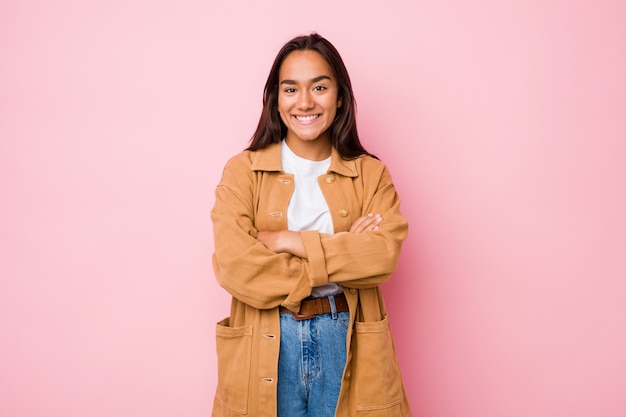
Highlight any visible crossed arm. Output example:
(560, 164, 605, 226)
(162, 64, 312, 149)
(257, 213, 383, 258)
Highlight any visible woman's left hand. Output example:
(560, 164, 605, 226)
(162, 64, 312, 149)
(349, 213, 383, 233)
(257, 230, 307, 258)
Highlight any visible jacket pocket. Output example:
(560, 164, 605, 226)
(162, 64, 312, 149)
(215, 317, 253, 414)
(352, 316, 404, 411)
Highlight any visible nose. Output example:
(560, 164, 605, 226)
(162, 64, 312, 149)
(296, 90, 314, 109)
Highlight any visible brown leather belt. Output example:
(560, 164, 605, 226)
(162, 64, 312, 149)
(279, 293, 349, 321)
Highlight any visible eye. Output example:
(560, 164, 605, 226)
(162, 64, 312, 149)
(283, 87, 296, 94)
(313, 85, 327, 92)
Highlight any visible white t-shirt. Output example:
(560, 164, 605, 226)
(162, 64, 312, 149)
(281, 140, 342, 297)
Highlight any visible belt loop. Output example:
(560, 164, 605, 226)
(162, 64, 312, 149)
(328, 295, 338, 319)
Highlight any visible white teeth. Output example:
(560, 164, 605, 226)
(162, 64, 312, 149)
(295, 114, 319, 122)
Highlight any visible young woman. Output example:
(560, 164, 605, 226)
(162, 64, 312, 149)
(211, 33, 412, 417)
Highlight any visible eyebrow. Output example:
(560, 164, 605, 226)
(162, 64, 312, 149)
(279, 75, 332, 85)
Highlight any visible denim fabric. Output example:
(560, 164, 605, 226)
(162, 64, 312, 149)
(277, 295, 350, 417)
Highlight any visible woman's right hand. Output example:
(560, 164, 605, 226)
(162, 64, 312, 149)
(349, 213, 383, 233)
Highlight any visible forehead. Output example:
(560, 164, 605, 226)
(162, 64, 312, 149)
(279, 50, 335, 81)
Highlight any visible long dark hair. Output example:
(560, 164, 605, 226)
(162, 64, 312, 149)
(246, 33, 374, 160)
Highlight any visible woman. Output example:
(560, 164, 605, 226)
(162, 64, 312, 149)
(211, 33, 411, 417)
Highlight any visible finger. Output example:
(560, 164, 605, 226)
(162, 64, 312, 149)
(348, 215, 369, 233)
(349, 214, 375, 233)
(350, 213, 382, 233)
(361, 214, 382, 231)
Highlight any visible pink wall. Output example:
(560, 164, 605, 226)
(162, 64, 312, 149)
(1, 1, 625, 416)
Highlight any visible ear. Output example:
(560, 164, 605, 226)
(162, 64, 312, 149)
(337, 97, 343, 108)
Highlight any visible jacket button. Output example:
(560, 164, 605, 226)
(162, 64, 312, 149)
(325, 175, 335, 183)
(339, 209, 349, 217)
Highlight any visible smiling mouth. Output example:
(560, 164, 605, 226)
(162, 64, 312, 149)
(294, 114, 320, 122)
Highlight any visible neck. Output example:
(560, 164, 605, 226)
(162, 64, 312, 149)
(284, 137, 332, 161)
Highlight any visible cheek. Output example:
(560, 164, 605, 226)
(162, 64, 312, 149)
(325, 93, 340, 110)
(277, 99, 288, 121)
(278, 113, 289, 126)
(326, 98, 340, 117)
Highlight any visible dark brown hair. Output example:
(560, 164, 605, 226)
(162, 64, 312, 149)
(246, 33, 374, 160)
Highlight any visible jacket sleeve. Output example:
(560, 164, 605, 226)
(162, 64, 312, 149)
(211, 156, 312, 311)
(300, 161, 409, 289)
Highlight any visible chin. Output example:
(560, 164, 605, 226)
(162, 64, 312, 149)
(301, 135, 324, 142)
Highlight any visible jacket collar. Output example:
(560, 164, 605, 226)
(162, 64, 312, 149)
(251, 141, 358, 178)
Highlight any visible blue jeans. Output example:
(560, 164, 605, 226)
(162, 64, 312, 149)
(277, 295, 350, 417)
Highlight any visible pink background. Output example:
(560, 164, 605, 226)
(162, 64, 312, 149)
(1, 1, 625, 416)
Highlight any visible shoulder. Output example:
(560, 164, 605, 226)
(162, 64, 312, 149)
(348, 154, 401, 192)
(219, 143, 283, 187)
(355, 154, 387, 169)
(352, 154, 392, 178)
(217, 149, 258, 190)
(224, 142, 282, 173)
(223, 149, 256, 172)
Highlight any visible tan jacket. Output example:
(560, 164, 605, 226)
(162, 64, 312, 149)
(211, 142, 412, 417)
